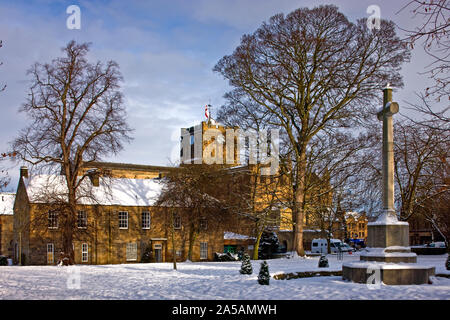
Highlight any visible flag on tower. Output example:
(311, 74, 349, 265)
(205, 104, 210, 119)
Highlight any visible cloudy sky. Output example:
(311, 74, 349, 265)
(0, 0, 437, 190)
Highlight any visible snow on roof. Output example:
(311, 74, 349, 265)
(25, 174, 163, 206)
(0, 193, 15, 215)
(224, 232, 255, 240)
(345, 211, 359, 219)
(345, 211, 368, 221)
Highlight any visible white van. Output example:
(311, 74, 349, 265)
(311, 239, 349, 254)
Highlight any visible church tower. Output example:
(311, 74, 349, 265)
(180, 105, 240, 166)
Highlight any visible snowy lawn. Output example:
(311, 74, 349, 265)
(0, 253, 449, 300)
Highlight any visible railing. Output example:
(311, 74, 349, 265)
(337, 248, 343, 261)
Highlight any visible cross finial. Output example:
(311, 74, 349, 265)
(377, 85, 399, 121)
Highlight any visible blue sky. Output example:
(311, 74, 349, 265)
(0, 0, 438, 190)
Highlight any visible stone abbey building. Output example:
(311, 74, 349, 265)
(4, 120, 339, 265)
(12, 163, 229, 265)
(8, 121, 262, 265)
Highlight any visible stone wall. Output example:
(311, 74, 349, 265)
(0, 215, 14, 257)
(21, 204, 225, 265)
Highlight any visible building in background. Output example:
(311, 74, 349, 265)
(345, 212, 368, 247)
(0, 192, 15, 259)
(10, 120, 340, 265)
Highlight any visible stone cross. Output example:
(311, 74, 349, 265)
(376, 84, 399, 222)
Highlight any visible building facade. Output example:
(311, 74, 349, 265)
(12, 165, 226, 265)
(345, 212, 368, 246)
(0, 192, 15, 258)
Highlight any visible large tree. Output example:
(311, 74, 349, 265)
(394, 118, 449, 222)
(217, 92, 284, 259)
(12, 41, 132, 264)
(0, 39, 11, 190)
(400, 0, 449, 100)
(156, 164, 232, 262)
(214, 5, 410, 255)
(398, 1, 449, 138)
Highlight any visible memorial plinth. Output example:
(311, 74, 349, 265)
(342, 85, 435, 285)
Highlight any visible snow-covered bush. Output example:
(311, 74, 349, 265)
(239, 253, 253, 274)
(215, 252, 238, 262)
(257, 261, 270, 285)
(446, 254, 450, 271)
(258, 231, 280, 259)
(318, 255, 329, 268)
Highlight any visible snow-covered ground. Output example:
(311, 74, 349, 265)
(0, 253, 449, 300)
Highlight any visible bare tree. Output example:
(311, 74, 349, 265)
(217, 91, 285, 259)
(11, 41, 132, 264)
(393, 118, 449, 222)
(0, 40, 5, 93)
(157, 164, 232, 262)
(304, 129, 377, 252)
(421, 181, 450, 249)
(214, 5, 410, 255)
(398, 0, 450, 100)
(0, 40, 10, 190)
(359, 114, 449, 246)
(227, 164, 287, 260)
(0, 152, 14, 190)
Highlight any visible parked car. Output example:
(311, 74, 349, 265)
(427, 242, 447, 248)
(340, 243, 356, 252)
(311, 239, 351, 254)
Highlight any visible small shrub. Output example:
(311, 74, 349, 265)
(0, 255, 7, 266)
(257, 261, 270, 285)
(237, 247, 245, 261)
(240, 253, 253, 274)
(446, 254, 450, 271)
(318, 255, 329, 268)
(141, 247, 152, 263)
(215, 252, 237, 262)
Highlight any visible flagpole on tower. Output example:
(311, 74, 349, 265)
(205, 102, 212, 125)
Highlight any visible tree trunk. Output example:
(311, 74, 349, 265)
(170, 210, 177, 270)
(327, 237, 331, 254)
(62, 206, 76, 265)
(293, 149, 307, 257)
(187, 225, 198, 262)
(252, 228, 264, 260)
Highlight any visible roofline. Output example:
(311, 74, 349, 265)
(82, 161, 179, 172)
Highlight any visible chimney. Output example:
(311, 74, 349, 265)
(87, 169, 100, 187)
(20, 166, 28, 179)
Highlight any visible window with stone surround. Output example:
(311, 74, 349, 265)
(77, 211, 87, 229)
(48, 211, 58, 229)
(174, 215, 181, 229)
(47, 243, 54, 264)
(118, 211, 128, 229)
(200, 217, 207, 231)
(142, 211, 151, 229)
(81, 243, 88, 262)
(200, 242, 208, 260)
(126, 242, 137, 261)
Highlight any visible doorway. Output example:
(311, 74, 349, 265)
(154, 244, 162, 262)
